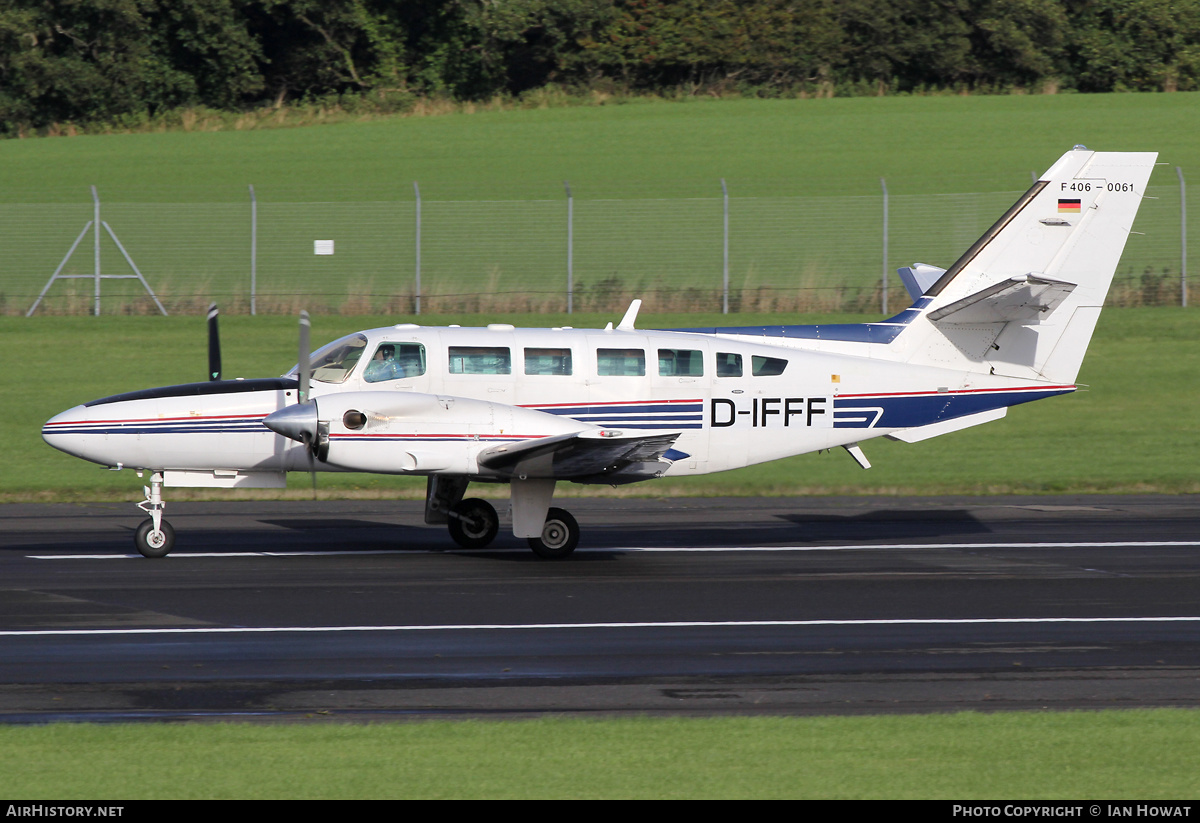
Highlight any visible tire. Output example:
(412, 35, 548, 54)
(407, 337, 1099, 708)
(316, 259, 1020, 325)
(447, 498, 500, 549)
(527, 508, 579, 559)
(134, 518, 175, 558)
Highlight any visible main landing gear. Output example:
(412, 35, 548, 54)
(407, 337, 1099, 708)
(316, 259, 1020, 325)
(126, 473, 582, 560)
(447, 498, 500, 549)
(134, 472, 175, 558)
(527, 508, 579, 559)
(426, 476, 582, 558)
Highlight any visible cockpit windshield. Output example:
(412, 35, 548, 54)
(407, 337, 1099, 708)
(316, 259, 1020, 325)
(287, 333, 369, 384)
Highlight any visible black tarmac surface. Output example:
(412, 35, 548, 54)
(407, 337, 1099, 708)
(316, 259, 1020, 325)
(1, 495, 1199, 722)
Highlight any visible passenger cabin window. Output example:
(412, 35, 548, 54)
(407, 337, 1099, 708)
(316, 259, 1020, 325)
(715, 352, 743, 377)
(752, 355, 788, 376)
(597, 348, 646, 376)
(448, 346, 511, 375)
(658, 349, 703, 377)
(364, 343, 426, 383)
(309, 333, 368, 384)
(525, 348, 572, 376)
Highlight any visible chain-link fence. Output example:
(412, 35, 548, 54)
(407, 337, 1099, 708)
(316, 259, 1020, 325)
(7, 175, 1192, 316)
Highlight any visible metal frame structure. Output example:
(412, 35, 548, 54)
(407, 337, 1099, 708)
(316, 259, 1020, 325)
(27, 186, 166, 316)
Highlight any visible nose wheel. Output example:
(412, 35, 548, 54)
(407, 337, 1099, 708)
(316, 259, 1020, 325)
(135, 519, 175, 558)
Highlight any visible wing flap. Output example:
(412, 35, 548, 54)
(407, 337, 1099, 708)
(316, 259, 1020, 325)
(478, 430, 681, 480)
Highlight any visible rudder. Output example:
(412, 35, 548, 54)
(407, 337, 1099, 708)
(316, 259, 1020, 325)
(919, 147, 1157, 383)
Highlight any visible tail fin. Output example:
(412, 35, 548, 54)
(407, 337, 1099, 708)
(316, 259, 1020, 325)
(918, 147, 1157, 383)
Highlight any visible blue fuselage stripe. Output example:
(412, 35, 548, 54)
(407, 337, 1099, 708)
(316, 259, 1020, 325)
(831, 388, 1072, 428)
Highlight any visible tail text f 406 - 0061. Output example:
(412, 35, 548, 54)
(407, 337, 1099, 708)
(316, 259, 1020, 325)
(44, 147, 1158, 558)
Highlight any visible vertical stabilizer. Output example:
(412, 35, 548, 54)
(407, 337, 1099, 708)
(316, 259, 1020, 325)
(921, 147, 1157, 383)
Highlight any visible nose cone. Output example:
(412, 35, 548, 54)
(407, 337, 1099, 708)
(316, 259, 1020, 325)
(42, 405, 103, 463)
(263, 402, 318, 443)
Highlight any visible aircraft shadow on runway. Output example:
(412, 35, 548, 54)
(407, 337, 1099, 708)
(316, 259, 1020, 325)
(256, 518, 413, 531)
(774, 508, 991, 542)
(2, 507, 990, 557)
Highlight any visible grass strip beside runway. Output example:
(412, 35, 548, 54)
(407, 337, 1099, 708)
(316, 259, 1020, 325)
(1, 709, 1196, 799)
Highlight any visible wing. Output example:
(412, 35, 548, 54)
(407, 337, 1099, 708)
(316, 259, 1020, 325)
(266, 389, 684, 481)
(477, 429, 683, 483)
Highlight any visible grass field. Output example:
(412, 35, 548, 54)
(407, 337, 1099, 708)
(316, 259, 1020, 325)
(3, 93, 1198, 199)
(3, 710, 1198, 799)
(2, 94, 1195, 315)
(7, 306, 1198, 501)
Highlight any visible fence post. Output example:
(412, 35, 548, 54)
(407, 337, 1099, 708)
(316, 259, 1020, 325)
(249, 184, 257, 316)
(565, 181, 573, 314)
(721, 179, 729, 315)
(413, 181, 422, 316)
(92, 185, 101, 316)
(1179, 167, 1188, 307)
(880, 178, 889, 315)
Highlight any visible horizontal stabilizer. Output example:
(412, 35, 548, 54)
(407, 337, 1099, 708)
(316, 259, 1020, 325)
(478, 429, 680, 479)
(928, 274, 1076, 325)
(885, 407, 1007, 443)
(898, 263, 946, 301)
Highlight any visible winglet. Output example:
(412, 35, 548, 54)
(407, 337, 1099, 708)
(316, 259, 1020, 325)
(617, 299, 642, 331)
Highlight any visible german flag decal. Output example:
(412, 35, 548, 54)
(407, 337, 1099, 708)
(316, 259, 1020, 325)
(1058, 199, 1082, 213)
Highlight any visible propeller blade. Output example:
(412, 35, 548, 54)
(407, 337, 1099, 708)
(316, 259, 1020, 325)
(207, 303, 221, 381)
(298, 310, 311, 403)
(262, 398, 320, 499)
(297, 309, 315, 497)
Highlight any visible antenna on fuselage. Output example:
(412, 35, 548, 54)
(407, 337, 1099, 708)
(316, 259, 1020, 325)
(617, 299, 642, 331)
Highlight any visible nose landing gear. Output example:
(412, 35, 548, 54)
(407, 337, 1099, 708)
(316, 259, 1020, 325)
(134, 472, 174, 558)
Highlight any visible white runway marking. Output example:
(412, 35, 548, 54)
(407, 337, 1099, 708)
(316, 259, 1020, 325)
(3, 616, 1200, 638)
(28, 540, 1200, 560)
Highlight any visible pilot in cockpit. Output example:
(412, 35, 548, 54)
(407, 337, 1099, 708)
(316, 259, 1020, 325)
(364, 344, 399, 382)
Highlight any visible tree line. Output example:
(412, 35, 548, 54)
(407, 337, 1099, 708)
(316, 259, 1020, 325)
(2, 0, 1198, 135)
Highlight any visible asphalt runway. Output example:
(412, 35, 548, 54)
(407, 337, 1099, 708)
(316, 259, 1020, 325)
(2, 495, 1199, 722)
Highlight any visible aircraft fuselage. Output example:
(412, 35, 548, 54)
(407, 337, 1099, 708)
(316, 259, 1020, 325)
(43, 323, 1069, 486)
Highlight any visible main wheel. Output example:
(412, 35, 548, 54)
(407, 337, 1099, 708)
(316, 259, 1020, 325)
(528, 507, 579, 559)
(134, 518, 175, 558)
(447, 498, 500, 549)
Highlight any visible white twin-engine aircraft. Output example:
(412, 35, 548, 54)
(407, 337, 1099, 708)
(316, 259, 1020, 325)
(44, 147, 1157, 558)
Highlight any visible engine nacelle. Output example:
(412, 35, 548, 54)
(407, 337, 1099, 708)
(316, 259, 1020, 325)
(265, 391, 592, 475)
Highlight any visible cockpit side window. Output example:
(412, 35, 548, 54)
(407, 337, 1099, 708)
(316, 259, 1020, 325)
(308, 334, 368, 384)
(364, 343, 426, 383)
